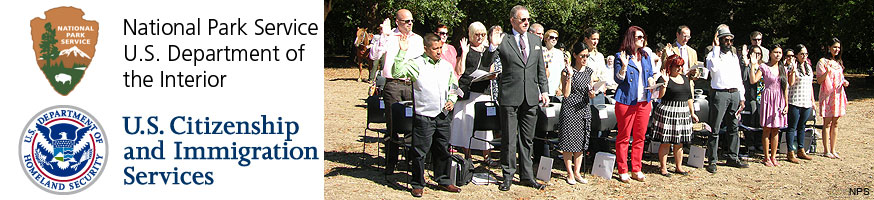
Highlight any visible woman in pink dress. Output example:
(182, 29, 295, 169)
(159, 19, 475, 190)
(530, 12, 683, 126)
(749, 45, 788, 166)
(816, 38, 849, 159)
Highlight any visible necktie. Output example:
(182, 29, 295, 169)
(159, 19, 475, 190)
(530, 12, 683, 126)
(519, 34, 527, 64)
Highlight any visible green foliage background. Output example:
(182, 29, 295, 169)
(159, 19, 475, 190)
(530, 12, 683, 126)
(326, 0, 874, 72)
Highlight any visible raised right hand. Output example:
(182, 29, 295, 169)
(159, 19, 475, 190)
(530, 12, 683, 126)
(619, 51, 629, 68)
(460, 37, 470, 54)
(490, 33, 503, 47)
(380, 18, 391, 36)
(712, 31, 720, 47)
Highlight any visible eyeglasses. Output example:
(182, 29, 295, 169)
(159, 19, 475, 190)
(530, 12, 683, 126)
(397, 19, 414, 24)
(548, 36, 558, 40)
(474, 33, 487, 37)
(722, 38, 734, 42)
(681, 35, 691, 39)
(516, 17, 530, 22)
(635, 35, 645, 40)
(436, 31, 448, 36)
(752, 38, 762, 41)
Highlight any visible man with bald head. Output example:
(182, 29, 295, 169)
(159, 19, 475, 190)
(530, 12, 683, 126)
(481, 5, 549, 191)
(375, 8, 425, 176)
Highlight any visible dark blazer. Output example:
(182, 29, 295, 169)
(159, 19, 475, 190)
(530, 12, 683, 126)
(613, 52, 654, 105)
(481, 32, 548, 106)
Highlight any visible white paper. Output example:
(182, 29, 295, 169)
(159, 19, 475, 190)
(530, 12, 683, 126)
(696, 66, 709, 79)
(471, 69, 502, 82)
(471, 173, 498, 185)
(687, 145, 705, 168)
(469, 69, 489, 78)
(449, 161, 458, 185)
(543, 106, 556, 118)
(648, 141, 661, 154)
(694, 102, 701, 111)
(486, 106, 496, 116)
(536, 156, 553, 182)
(778, 132, 788, 154)
(592, 152, 616, 180)
(599, 109, 608, 119)
(645, 82, 665, 90)
(591, 80, 607, 93)
(405, 107, 413, 117)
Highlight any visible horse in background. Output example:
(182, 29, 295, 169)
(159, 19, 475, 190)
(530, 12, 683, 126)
(354, 27, 373, 82)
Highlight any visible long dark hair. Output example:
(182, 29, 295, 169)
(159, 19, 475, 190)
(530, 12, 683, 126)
(571, 41, 589, 67)
(619, 26, 648, 60)
(826, 37, 843, 67)
(795, 44, 811, 76)
(772, 44, 788, 92)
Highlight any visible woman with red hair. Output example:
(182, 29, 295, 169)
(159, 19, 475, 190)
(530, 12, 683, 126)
(652, 54, 697, 177)
(612, 26, 655, 183)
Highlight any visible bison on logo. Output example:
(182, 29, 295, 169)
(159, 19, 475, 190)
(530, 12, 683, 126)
(31, 7, 99, 96)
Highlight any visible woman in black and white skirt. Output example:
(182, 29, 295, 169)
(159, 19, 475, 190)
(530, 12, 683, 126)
(652, 54, 698, 177)
(558, 42, 596, 185)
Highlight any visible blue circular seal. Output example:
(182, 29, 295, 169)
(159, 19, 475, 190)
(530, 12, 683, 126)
(19, 105, 108, 194)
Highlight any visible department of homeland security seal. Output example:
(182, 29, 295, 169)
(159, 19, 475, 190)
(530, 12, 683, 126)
(19, 105, 107, 194)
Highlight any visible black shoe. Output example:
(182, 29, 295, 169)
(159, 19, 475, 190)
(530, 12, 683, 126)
(660, 171, 672, 177)
(706, 164, 717, 174)
(727, 159, 749, 168)
(498, 181, 511, 191)
(523, 180, 545, 190)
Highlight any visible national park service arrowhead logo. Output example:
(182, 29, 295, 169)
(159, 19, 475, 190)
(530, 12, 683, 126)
(31, 7, 99, 96)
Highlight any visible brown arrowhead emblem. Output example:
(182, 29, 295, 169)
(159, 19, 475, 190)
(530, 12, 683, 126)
(31, 7, 99, 96)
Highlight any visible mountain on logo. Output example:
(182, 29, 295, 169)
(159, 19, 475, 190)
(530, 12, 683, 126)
(30, 7, 99, 96)
(60, 46, 91, 59)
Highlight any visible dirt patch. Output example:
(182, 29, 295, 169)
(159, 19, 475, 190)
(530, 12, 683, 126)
(325, 67, 874, 199)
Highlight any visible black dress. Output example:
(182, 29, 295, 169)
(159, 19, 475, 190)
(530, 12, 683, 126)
(652, 75, 693, 144)
(558, 66, 593, 152)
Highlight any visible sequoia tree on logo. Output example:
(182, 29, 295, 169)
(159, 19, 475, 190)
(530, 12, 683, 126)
(30, 7, 99, 96)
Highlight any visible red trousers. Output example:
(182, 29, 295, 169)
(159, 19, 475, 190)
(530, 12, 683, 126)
(614, 101, 651, 174)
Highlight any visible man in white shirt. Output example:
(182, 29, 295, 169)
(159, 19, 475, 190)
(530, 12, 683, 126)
(375, 9, 425, 176)
(704, 24, 750, 174)
(393, 33, 462, 197)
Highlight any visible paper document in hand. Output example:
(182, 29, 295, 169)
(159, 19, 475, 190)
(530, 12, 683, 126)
(645, 82, 665, 90)
(591, 81, 607, 92)
(471, 70, 501, 82)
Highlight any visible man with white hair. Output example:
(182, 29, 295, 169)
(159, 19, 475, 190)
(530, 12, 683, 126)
(482, 5, 549, 191)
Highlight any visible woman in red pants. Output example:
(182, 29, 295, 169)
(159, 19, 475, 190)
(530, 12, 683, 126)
(611, 26, 655, 183)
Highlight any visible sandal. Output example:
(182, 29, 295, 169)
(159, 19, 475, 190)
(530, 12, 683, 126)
(763, 159, 774, 167)
(619, 173, 631, 183)
(826, 152, 836, 159)
(674, 168, 689, 176)
(833, 152, 842, 159)
(771, 157, 781, 167)
(632, 171, 646, 182)
(660, 171, 672, 177)
(575, 175, 588, 184)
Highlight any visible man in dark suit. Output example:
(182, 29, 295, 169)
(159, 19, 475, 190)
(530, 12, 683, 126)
(481, 5, 549, 192)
